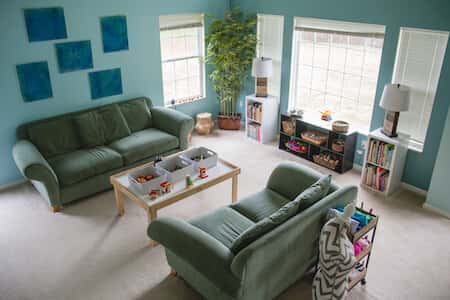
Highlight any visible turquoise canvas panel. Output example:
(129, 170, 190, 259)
(55, 40, 94, 73)
(101, 15, 129, 52)
(23, 7, 67, 42)
(89, 68, 123, 100)
(16, 61, 53, 102)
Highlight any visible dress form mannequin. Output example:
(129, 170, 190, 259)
(312, 203, 357, 300)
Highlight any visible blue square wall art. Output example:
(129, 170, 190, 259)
(16, 61, 53, 102)
(24, 7, 67, 42)
(55, 40, 93, 73)
(89, 68, 123, 100)
(101, 15, 129, 52)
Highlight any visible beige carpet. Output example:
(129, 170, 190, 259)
(1, 130, 449, 300)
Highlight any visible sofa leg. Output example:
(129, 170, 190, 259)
(170, 268, 177, 277)
(51, 205, 61, 213)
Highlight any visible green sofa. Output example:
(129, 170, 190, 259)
(12, 97, 194, 212)
(148, 162, 357, 300)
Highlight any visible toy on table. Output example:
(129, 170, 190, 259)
(199, 166, 208, 179)
(148, 189, 161, 200)
(320, 110, 333, 121)
(160, 181, 173, 193)
(135, 174, 155, 183)
(185, 175, 194, 188)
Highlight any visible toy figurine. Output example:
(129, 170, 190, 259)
(320, 110, 333, 121)
(199, 166, 208, 179)
(160, 181, 173, 193)
(149, 189, 160, 200)
(185, 175, 193, 188)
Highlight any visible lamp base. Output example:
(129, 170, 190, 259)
(382, 111, 400, 137)
(255, 77, 268, 97)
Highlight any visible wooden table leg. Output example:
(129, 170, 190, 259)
(148, 207, 158, 247)
(114, 184, 125, 216)
(231, 175, 238, 203)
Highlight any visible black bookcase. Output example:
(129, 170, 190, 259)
(279, 114, 357, 173)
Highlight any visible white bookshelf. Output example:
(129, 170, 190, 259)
(245, 94, 279, 144)
(361, 128, 409, 196)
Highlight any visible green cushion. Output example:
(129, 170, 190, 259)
(190, 207, 255, 249)
(231, 189, 290, 222)
(73, 111, 106, 148)
(109, 128, 179, 164)
(27, 118, 80, 157)
(230, 199, 300, 253)
(97, 104, 131, 143)
(297, 175, 332, 211)
(48, 146, 123, 186)
(119, 98, 152, 132)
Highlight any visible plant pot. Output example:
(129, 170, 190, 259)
(217, 113, 241, 130)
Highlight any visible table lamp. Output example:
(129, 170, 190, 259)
(379, 83, 410, 137)
(252, 57, 273, 97)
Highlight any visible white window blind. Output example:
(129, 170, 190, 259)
(289, 17, 385, 132)
(392, 28, 449, 152)
(257, 14, 284, 97)
(159, 13, 205, 106)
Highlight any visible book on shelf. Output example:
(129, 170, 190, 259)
(364, 165, 389, 192)
(367, 139, 394, 169)
(247, 122, 261, 142)
(247, 102, 262, 122)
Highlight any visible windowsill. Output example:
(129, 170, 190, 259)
(165, 96, 206, 108)
(407, 141, 424, 153)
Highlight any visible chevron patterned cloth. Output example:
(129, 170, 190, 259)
(312, 216, 356, 300)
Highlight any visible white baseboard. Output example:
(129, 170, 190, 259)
(0, 178, 27, 192)
(401, 182, 427, 197)
(422, 202, 450, 219)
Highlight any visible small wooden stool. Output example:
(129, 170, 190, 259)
(195, 112, 214, 135)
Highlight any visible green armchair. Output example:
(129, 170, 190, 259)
(148, 162, 357, 300)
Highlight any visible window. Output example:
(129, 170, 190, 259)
(289, 17, 385, 131)
(392, 28, 449, 152)
(159, 13, 205, 106)
(257, 14, 284, 97)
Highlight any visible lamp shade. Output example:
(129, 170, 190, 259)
(252, 57, 273, 78)
(379, 83, 410, 112)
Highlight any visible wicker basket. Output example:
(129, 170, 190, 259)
(332, 120, 349, 133)
(331, 139, 345, 153)
(301, 131, 328, 145)
(313, 153, 340, 170)
(282, 120, 296, 136)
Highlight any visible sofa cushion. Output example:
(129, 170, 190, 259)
(297, 175, 332, 211)
(231, 189, 290, 222)
(27, 118, 80, 158)
(230, 199, 300, 253)
(73, 111, 106, 148)
(190, 207, 255, 249)
(48, 146, 123, 186)
(119, 98, 152, 132)
(109, 128, 179, 164)
(97, 104, 131, 143)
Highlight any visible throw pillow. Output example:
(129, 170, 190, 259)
(97, 105, 131, 143)
(297, 175, 332, 212)
(73, 111, 106, 148)
(119, 98, 152, 132)
(230, 199, 301, 253)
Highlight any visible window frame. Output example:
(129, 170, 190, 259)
(159, 14, 206, 106)
(288, 17, 385, 133)
(391, 27, 449, 152)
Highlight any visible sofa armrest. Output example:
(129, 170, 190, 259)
(12, 140, 60, 206)
(230, 185, 357, 281)
(150, 107, 194, 150)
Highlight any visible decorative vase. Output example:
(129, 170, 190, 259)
(217, 113, 241, 130)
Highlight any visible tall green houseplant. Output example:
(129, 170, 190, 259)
(206, 8, 257, 128)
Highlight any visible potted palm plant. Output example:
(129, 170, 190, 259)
(206, 8, 257, 130)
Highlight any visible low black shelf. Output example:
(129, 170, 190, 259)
(279, 113, 357, 174)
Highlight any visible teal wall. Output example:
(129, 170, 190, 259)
(426, 107, 450, 213)
(232, 0, 450, 190)
(0, 0, 228, 185)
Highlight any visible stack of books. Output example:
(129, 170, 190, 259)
(367, 139, 394, 169)
(364, 165, 389, 191)
(247, 123, 261, 142)
(247, 103, 262, 122)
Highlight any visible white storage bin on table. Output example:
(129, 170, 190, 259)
(156, 156, 194, 183)
(128, 166, 168, 195)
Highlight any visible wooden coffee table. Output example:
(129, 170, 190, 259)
(110, 153, 240, 245)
